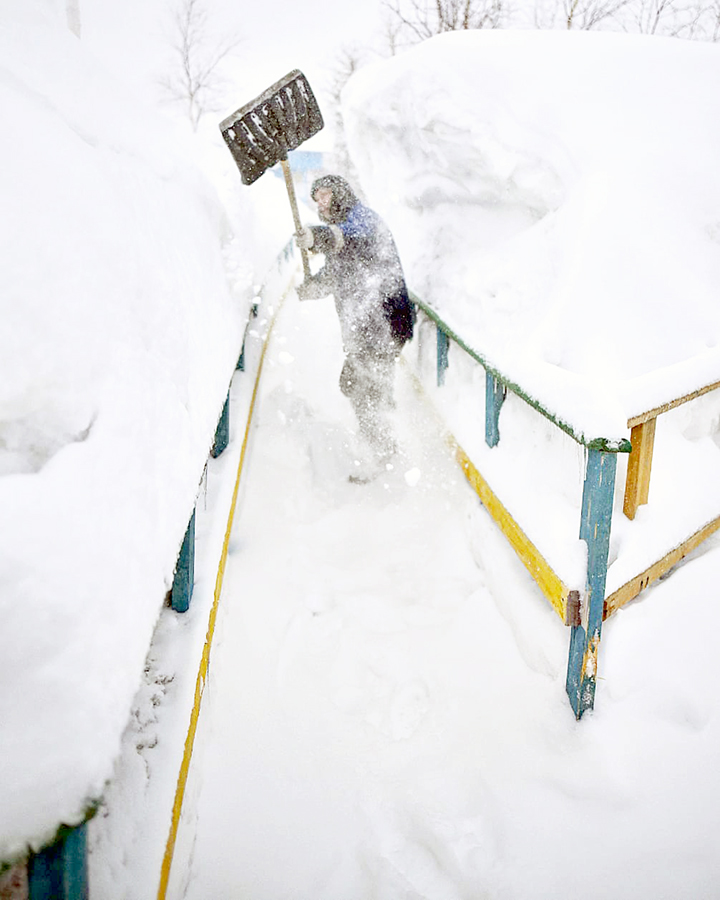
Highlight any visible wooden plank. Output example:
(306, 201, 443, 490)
(451, 438, 570, 621)
(623, 417, 656, 520)
(436, 325, 450, 387)
(211, 390, 230, 459)
(402, 359, 572, 621)
(28, 823, 88, 900)
(485, 371, 505, 448)
(627, 378, 720, 428)
(170, 509, 195, 613)
(410, 293, 631, 453)
(604, 513, 720, 618)
(568, 449, 617, 719)
(158, 278, 294, 900)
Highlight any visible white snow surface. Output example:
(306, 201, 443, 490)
(0, 0, 284, 859)
(164, 285, 720, 900)
(342, 27, 720, 610)
(343, 29, 720, 442)
(4, 6, 720, 900)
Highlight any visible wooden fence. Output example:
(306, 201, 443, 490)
(410, 292, 720, 719)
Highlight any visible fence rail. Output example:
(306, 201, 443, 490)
(410, 291, 628, 718)
(411, 288, 720, 719)
(410, 292, 632, 454)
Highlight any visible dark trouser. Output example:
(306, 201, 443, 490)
(339, 346, 399, 461)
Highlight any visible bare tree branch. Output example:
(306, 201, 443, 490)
(324, 45, 370, 184)
(160, 0, 241, 131)
(564, 0, 630, 29)
(381, 0, 507, 50)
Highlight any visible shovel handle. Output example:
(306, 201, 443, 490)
(280, 158, 311, 281)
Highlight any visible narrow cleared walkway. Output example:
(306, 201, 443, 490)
(169, 295, 516, 900)
(160, 282, 720, 900)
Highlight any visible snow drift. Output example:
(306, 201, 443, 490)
(343, 30, 720, 441)
(0, 0, 250, 859)
(30, 18, 720, 900)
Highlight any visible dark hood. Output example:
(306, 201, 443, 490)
(311, 175, 359, 225)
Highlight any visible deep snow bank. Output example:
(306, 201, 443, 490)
(0, 1, 250, 859)
(343, 30, 720, 440)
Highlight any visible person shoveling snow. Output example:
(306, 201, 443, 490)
(296, 175, 416, 481)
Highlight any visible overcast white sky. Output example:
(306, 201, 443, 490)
(79, 0, 388, 150)
(221, 0, 386, 98)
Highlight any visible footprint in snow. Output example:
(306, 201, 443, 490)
(388, 679, 431, 741)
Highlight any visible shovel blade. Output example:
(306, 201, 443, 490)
(219, 69, 324, 185)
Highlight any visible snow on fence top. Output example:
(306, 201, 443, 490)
(343, 30, 720, 444)
(0, 1, 246, 859)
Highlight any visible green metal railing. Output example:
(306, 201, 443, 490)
(411, 291, 632, 454)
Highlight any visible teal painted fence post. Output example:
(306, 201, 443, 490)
(27, 823, 88, 900)
(437, 326, 449, 387)
(171, 509, 195, 613)
(566, 448, 617, 718)
(211, 391, 230, 458)
(237, 303, 259, 371)
(485, 372, 506, 448)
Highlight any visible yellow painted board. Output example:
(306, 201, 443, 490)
(604, 513, 720, 618)
(623, 417, 657, 520)
(627, 379, 720, 428)
(401, 361, 571, 622)
(157, 274, 294, 900)
(450, 437, 569, 621)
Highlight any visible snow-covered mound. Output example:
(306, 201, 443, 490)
(343, 30, 720, 440)
(0, 1, 251, 859)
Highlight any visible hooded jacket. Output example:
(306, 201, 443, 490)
(299, 176, 415, 354)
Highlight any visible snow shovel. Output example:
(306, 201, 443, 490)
(219, 69, 324, 281)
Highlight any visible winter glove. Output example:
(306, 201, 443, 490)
(297, 274, 330, 302)
(295, 227, 314, 251)
(311, 225, 345, 254)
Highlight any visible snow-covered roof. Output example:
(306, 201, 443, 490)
(343, 30, 720, 444)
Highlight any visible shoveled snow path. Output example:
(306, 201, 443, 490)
(171, 288, 517, 899)
(169, 289, 720, 900)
